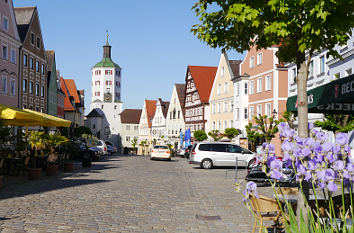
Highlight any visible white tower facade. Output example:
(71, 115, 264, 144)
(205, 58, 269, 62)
(90, 39, 123, 147)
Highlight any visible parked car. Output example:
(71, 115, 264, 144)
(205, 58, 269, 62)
(150, 145, 171, 161)
(245, 158, 297, 186)
(107, 145, 117, 154)
(189, 142, 255, 169)
(88, 146, 102, 161)
(96, 140, 108, 155)
(176, 148, 186, 157)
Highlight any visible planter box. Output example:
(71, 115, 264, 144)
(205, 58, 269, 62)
(46, 164, 58, 176)
(28, 167, 41, 180)
(64, 162, 74, 172)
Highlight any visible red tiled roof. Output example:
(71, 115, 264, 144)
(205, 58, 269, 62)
(145, 100, 157, 128)
(63, 79, 80, 104)
(120, 109, 142, 124)
(188, 66, 217, 103)
(60, 77, 75, 111)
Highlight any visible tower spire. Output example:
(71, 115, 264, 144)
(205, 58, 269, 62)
(103, 30, 111, 58)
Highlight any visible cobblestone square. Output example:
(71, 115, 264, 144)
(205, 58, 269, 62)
(0, 155, 272, 232)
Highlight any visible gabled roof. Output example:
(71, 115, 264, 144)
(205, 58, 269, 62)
(229, 60, 242, 78)
(145, 100, 157, 128)
(188, 66, 217, 103)
(14, 7, 35, 42)
(120, 109, 142, 124)
(175, 84, 185, 110)
(60, 77, 75, 111)
(157, 98, 170, 118)
(45, 50, 55, 71)
(63, 79, 81, 105)
(86, 108, 104, 118)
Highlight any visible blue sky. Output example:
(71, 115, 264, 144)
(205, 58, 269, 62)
(14, 0, 244, 114)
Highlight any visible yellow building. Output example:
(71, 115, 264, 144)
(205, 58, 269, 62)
(208, 52, 241, 134)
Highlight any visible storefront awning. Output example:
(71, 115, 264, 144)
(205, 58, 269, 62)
(23, 109, 71, 127)
(286, 74, 354, 114)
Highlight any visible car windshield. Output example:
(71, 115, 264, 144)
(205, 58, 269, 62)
(154, 146, 168, 149)
(97, 141, 103, 146)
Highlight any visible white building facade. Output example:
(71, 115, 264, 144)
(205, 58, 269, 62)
(166, 84, 185, 147)
(151, 98, 169, 143)
(90, 39, 123, 147)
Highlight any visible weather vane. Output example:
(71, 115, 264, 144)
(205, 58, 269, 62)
(106, 30, 109, 44)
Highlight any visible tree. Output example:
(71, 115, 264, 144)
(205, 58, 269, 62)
(191, 0, 353, 139)
(224, 128, 240, 140)
(131, 138, 138, 154)
(191, 2, 353, 221)
(208, 130, 222, 141)
(73, 126, 93, 138)
(315, 114, 354, 133)
(194, 130, 207, 141)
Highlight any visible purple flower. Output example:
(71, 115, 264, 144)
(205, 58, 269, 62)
(315, 131, 328, 142)
(333, 160, 344, 171)
(270, 170, 283, 180)
(325, 169, 335, 181)
(304, 138, 316, 148)
(304, 171, 312, 181)
(347, 163, 354, 172)
(308, 122, 314, 130)
(268, 144, 275, 153)
(301, 148, 312, 158)
(278, 122, 288, 132)
(336, 133, 348, 146)
(327, 181, 338, 192)
(308, 161, 316, 170)
(333, 145, 341, 154)
(326, 153, 335, 163)
(318, 182, 326, 190)
(281, 140, 294, 152)
(246, 181, 257, 193)
(322, 142, 333, 152)
(270, 159, 282, 170)
(317, 170, 326, 180)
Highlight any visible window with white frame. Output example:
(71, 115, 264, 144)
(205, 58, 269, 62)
(257, 53, 263, 65)
(126, 125, 130, 131)
(224, 120, 228, 130)
(224, 82, 228, 94)
(2, 76, 7, 93)
(30, 57, 34, 69)
(213, 121, 216, 130)
(236, 108, 239, 120)
(10, 49, 16, 63)
(126, 136, 130, 142)
(249, 106, 254, 119)
(2, 16, 8, 31)
(236, 83, 240, 96)
(250, 81, 254, 94)
(212, 103, 216, 114)
(230, 120, 233, 128)
(36, 61, 40, 72)
(257, 78, 262, 92)
(265, 75, 271, 91)
(309, 60, 314, 77)
(217, 84, 221, 95)
(265, 103, 271, 116)
(29, 81, 33, 94)
(221, 67, 225, 77)
(218, 103, 221, 113)
(244, 108, 249, 120)
(250, 56, 255, 68)
(224, 102, 228, 112)
(23, 54, 28, 67)
(41, 86, 44, 97)
(257, 104, 262, 115)
(291, 68, 296, 84)
(2, 44, 8, 60)
(230, 101, 233, 112)
(244, 83, 248, 94)
(35, 84, 39, 96)
(218, 121, 222, 130)
(320, 56, 325, 74)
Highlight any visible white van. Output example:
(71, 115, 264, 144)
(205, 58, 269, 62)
(189, 142, 255, 169)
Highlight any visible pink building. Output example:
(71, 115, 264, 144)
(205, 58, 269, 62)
(241, 46, 288, 155)
(0, 0, 21, 107)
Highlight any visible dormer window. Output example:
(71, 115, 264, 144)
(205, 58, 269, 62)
(36, 37, 41, 49)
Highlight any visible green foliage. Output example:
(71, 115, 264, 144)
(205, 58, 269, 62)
(282, 111, 296, 129)
(81, 134, 98, 147)
(315, 114, 354, 133)
(191, 0, 353, 64)
(194, 130, 207, 141)
(224, 128, 240, 140)
(131, 138, 138, 154)
(208, 130, 222, 141)
(74, 126, 92, 138)
(152, 138, 157, 146)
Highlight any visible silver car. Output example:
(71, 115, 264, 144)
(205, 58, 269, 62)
(189, 142, 256, 169)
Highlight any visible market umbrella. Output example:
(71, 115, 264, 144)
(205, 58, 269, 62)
(23, 109, 71, 127)
(0, 104, 44, 126)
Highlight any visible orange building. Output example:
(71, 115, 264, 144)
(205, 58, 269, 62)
(241, 46, 288, 156)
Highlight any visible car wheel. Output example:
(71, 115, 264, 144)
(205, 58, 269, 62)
(201, 159, 213, 169)
(150, 156, 153, 160)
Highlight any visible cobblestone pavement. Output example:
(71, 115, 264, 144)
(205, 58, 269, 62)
(0, 155, 273, 233)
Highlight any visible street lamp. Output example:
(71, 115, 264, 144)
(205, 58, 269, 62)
(272, 109, 277, 119)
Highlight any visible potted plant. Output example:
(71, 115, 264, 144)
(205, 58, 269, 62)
(46, 134, 69, 174)
(28, 131, 46, 179)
